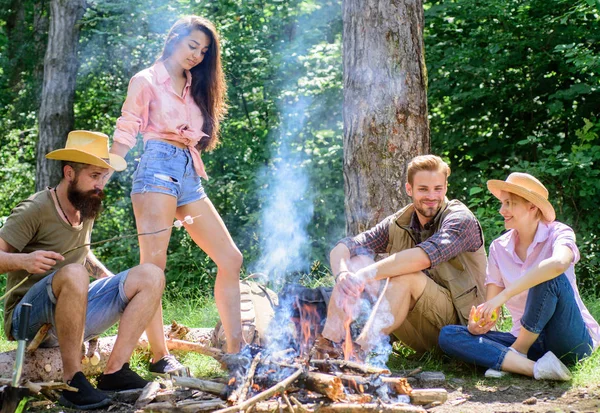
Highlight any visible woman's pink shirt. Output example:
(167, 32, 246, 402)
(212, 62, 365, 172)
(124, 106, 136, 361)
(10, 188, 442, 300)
(486, 221, 600, 347)
(113, 61, 209, 180)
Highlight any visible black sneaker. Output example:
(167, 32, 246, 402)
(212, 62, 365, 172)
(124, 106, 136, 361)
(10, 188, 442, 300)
(149, 354, 189, 377)
(58, 371, 111, 410)
(97, 363, 152, 391)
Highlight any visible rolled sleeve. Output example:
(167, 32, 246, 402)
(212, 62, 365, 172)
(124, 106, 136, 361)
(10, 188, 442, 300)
(418, 210, 483, 268)
(113, 75, 152, 148)
(337, 215, 393, 258)
(552, 224, 580, 265)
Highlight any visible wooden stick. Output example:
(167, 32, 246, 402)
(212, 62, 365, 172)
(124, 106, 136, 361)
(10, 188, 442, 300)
(355, 278, 390, 348)
(142, 337, 224, 360)
(409, 389, 448, 405)
(134, 381, 162, 409)
(213, 368, 303, 413)
(238, 352, 262, 404)
(143, 399, 226, 412)
(26, 324, 52, 353)
(310, 359, 390, 375)
(282, 393, 295, 413)
(171, 376, 226, 395)
(315, 403, 426, 413)
(289, 396, 306, 413)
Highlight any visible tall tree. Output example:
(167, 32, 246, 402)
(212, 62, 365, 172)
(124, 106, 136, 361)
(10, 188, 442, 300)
(36, 0, 86, 190)
(343, 0, 429, 234)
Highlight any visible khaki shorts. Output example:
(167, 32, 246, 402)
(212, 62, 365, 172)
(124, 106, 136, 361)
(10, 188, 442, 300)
(391, 276, 458, 353)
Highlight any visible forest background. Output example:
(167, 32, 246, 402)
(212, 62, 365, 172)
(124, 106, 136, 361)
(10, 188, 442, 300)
(0, 0, 599, 302)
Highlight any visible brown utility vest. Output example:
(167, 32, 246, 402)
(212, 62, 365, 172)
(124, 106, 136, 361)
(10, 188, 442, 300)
(386, 199, 487, 325)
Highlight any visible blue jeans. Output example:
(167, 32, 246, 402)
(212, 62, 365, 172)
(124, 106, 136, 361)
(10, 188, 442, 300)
(11, 270, 131, 347)
(131, 140, 207, 207)
(439, 274, 593, 370)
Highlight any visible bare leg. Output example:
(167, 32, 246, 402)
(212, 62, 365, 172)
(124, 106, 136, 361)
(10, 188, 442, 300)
(131, 192, 177, 361)
(52, 264, 90, 381)
(104, 264, 165, 374)
(511, 328, 539, 356)
(177, 198, 243, 353)
(500, 350, 535, 376)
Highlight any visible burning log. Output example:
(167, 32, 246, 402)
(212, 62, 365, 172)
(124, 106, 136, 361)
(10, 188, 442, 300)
(302, 372, 345, 401)
(310, 359, 391, 375)
(214, 368, 303, 413)
(336, 374, 412, 396)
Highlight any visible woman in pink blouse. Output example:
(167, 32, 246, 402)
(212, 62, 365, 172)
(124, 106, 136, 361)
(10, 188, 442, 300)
(439, 173, 599, 380)
(110, 16, 243, 373)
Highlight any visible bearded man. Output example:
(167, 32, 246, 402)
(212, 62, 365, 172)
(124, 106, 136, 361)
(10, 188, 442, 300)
(320, 155, 488, 356)
(0, 131, 165, 409)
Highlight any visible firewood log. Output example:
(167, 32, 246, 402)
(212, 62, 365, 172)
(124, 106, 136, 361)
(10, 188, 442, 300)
(0, 327, 216, 382)
(171, 376, 226, 395)
(315, 403, 426, 413)
(302, 372, 345, 401)
(408, 389, 447, 405)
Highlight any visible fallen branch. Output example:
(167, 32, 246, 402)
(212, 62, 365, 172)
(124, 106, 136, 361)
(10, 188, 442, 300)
(143, 398, 226, 412)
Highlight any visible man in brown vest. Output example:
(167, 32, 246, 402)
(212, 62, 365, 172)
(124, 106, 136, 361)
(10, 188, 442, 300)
(320, 155, 487, 355)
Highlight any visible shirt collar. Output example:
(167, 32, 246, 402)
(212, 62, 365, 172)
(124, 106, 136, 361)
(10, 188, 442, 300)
(154, 61, 170, 84)
(154, 61, 193, 88)
(498, 221, 550, 256)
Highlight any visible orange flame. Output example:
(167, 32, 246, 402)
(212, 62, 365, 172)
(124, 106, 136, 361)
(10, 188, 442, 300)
(298, 303, 321, 355)
(342, 301, 354, 361)
(228, 377, 236, 385)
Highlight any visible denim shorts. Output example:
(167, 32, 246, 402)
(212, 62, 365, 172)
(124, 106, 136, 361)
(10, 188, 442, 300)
(131, 140, 207, 207)
(11, 269, 130, 347)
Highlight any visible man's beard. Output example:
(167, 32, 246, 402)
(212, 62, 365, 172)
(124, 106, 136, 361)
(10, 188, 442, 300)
(67, 179, 105, 220)
(413, 200, 440, 219)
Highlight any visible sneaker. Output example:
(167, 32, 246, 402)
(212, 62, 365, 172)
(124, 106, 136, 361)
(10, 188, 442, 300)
(533, 351, 572, 381)
(58, 371, 111, 410)
(484, 368, 509, 378)
(149, 354, 190, 377)
(97, 363, 152, 391)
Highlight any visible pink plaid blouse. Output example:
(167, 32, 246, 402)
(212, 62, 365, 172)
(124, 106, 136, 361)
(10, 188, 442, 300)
(113, 61, 209, 180)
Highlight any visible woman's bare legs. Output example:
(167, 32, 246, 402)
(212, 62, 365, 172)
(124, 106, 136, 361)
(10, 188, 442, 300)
(131, 192, 177, 361)
(177, 198, 243, 353)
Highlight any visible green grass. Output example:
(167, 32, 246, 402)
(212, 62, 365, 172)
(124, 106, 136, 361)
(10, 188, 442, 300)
(2, 286, 600, 386)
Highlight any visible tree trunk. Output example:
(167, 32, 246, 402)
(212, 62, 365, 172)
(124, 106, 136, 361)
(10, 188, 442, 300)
(36, 0, 86, 191)
(343, 0, 429, 235)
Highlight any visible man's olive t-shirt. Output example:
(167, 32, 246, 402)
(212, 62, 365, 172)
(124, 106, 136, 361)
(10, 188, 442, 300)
(0, 189, 92, 339)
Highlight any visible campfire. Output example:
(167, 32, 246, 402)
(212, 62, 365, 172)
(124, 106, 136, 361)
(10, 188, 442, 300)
(0, 295, 448, 413)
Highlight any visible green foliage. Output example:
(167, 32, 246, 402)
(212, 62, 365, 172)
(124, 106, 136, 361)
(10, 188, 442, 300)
(426, 0, 600, 290)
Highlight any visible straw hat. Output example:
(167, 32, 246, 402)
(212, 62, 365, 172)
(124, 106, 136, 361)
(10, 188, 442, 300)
(487, 172, 555, 222)
(45, 130, 126, 171)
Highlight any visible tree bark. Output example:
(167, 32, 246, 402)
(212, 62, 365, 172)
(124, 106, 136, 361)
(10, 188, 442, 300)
(343, 0, 429, 234)
(36, 0, 86, 191)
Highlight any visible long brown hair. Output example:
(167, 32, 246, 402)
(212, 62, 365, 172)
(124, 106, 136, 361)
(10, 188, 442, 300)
(159, 16, 227, 152)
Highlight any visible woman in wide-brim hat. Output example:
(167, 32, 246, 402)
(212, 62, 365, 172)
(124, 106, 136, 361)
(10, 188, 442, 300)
(439, 172, 600, 380)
